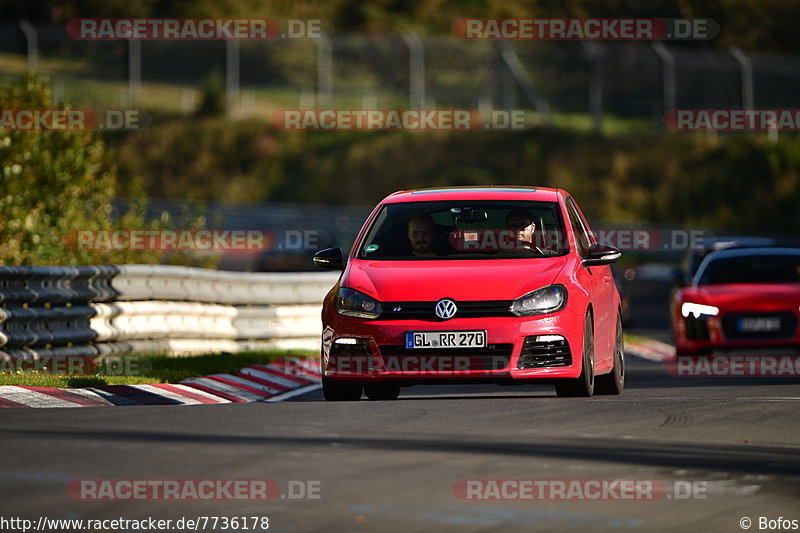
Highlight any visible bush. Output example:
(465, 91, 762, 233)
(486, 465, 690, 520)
(0, 74, 215, 267)
(195, 69, 226, 118)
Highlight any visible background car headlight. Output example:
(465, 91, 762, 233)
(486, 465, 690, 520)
(336, 288, 383, 319)
(510, 285, 567, 316)
(681, 302, 719, 318)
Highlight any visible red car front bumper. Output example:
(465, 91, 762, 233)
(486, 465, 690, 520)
(673, 309, 800, 354)
(322, 309, 588, 383)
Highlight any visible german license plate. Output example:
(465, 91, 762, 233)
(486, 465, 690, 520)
(738, 317, 781, 332)
(405, 330, 487, 349)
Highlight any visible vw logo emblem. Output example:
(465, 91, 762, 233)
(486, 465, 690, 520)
(435, 299, 458, 320)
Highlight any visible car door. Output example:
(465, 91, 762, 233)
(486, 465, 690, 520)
(565, 197, 614, 365)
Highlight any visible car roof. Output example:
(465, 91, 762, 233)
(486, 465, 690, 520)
(692, 247, 800, 286)
(694, 236, 777, 252)
(703, 247, 800, 261)
(381, 186, 563, 204)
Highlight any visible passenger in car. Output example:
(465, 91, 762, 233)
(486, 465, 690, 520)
(407, 214, 437, 257)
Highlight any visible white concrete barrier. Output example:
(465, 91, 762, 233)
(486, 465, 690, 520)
(0, 265, 338, 355)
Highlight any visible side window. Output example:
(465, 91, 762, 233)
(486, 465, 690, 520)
(565, 198, 591, 258)
(570, 199, 597, 246)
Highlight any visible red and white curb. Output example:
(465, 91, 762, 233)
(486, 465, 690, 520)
(0, 360, 321, 408)
(625, 339, 675, 362)
(0, 342, 683, 408)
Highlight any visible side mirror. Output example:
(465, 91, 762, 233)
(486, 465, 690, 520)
(583, 243, 621, 266)
(313, 247, 345, 270)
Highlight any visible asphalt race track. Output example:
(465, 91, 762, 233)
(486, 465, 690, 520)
(1, 281, 799, 533)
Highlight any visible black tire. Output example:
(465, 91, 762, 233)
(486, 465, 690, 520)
(364, 383, 401, 400)
(322, 377, 362, 401)
(595, 312, 625, 395)
(556, 312, 595, 397)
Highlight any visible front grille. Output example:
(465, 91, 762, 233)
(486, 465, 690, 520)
(379, 343, 513, 371)
(380, 300, 514, 320)
(518, 336, 572, 369)
(684, 316, 711, 340)
(721, 312, 798, 340)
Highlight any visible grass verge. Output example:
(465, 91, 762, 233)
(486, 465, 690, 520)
(623, 333, 668, 346)
(0, 349, 318, 388)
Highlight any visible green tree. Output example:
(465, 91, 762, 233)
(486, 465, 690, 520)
(0, 74, 214, 267)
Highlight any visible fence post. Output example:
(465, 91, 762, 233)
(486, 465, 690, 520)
(226, 38, 240, 116)
(53, 80, 65, 106)
(729, 46, 754, 111)
(401, 31, 426, 109)
(316, 32, 333, 108)
(500, 54, 517, 111)
(181, 87, 195, 112)
(498, 41, 552, 123)
(730, 46, 774, 141)
(652, 42, 676, 122)
(128, 39, 141, 106)
(19, 20, 38, 72)
(582, 41, 603, 135)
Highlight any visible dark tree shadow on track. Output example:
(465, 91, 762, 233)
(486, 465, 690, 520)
(6, 427, 800, 476)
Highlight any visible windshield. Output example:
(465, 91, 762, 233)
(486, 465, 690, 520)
(697, 253, 800, 285)
(357, 200, 569, 260)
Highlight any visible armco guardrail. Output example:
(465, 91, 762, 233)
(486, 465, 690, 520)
(0, 265, 339, 357)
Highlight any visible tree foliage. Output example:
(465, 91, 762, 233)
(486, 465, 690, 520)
(6, 0, 800, 53)
(111, 116, 800, 235)
(0, 75, 213, 266)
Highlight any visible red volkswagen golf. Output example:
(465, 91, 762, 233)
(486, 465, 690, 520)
(313, 186, 623, 400)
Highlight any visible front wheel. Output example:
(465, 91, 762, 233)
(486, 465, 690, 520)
(595, 312, 625, 395)
(555, 312, 595, 397)
(322, 377, 362, 401)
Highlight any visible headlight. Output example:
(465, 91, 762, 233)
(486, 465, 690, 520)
(681, 302, 719, 318)
(336, 288, 382, 319)
(510, 285, 567, 316)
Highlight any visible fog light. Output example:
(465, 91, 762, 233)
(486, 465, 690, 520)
(536, 335, 565, 342)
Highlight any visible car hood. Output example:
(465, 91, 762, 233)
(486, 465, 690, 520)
(344, 257, 569, 301)
(686, 283, 800, 312)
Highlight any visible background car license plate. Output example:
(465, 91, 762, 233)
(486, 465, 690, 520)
(405, 331, 486, 349)
(738, 317, 781, 332)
